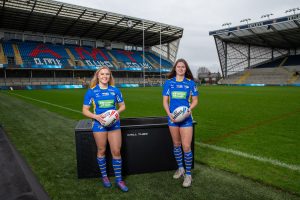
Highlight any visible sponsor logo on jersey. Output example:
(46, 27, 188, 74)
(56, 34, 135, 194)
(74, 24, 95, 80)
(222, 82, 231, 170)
(176, 85, 183, 88)
(171, 91, 187, 99)
(102, 92, 109, 96)
(98, 99, 114, 108)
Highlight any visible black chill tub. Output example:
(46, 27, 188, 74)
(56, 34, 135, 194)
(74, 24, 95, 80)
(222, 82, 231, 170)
(75, 117, 196, 178)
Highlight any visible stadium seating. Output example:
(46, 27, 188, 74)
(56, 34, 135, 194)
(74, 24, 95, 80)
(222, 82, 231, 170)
(146, 52, 172, 68)
(0, 41, 172, 72)
(219, 54, 300, 85)
(220, 67, 293, 85)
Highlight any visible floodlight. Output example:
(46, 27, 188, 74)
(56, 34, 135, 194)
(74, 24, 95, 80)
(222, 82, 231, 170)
(222, 22, 232, 28)
(261, 13, 273, 19)
(285, 7, 300, 14)
(240, 18, 251, 24)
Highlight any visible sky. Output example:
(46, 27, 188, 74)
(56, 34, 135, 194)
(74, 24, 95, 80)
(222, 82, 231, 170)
(59, 0, 299, 75)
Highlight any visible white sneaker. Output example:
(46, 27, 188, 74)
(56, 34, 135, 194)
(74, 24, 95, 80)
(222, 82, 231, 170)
(182, 175, 192, 187)
(173, 167, 185, 179)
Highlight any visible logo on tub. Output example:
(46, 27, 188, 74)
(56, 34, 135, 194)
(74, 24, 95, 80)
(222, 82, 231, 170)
(127, 132, 149, 137)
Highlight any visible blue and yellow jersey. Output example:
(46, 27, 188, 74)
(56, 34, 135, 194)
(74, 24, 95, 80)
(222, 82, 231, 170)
(83, 84, 124, 115)
(162, 77, 198, 113)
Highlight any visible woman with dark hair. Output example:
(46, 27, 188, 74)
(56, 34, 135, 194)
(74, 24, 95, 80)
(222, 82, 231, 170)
(82, 66, 128, 192)
(162, 58, 199, 187)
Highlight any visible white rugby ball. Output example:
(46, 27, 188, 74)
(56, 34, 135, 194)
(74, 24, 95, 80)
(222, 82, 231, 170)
(172, 106, 189, 122)
(101, 110, 119, 127)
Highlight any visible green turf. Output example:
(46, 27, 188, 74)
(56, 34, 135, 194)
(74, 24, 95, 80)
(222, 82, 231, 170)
(1, 91, 299, 200)
(1, 86, 300, 195)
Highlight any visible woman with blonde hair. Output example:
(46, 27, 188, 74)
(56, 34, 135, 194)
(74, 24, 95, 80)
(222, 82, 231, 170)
(82, 66, 128, 192)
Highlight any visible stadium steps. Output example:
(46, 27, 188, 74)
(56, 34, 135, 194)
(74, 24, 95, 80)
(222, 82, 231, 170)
(67, 59, 75, 67)
(12, 44, 23, 65)
(295, 75, 300, 84)
(0, 43, 8, 64)
(107, 51, 121, 68)
(287, 74, 300, 84)
(278, 66, 295, 84)
(141, 54, 159, 68)
(77, 60, 85, 66)
(278, 57, 288, 68)
(148, 54, 160, 66)
(234, 71, 251, 84)
(65, 48, 75, 66)
(65, 48, 85, 66)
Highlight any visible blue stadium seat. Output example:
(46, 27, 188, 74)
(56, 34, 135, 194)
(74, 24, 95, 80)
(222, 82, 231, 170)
(1, 40, 173, 71)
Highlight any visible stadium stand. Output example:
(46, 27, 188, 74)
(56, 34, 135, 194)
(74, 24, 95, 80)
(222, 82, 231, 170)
(0, 0, 182, 89)
(0, 40, 175, 87)
(210, 13, 300, 86)
(1, 41, 171, 70)
(218, 54, 300, 85)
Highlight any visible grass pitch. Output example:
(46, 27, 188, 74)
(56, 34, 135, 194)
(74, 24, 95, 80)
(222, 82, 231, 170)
(0, 86, 300, 199)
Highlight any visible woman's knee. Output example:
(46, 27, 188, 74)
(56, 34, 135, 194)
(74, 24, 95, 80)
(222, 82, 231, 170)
(182, 144, 191, 152)
(111, 149, 121, 157)
(97, 147, 106, 157)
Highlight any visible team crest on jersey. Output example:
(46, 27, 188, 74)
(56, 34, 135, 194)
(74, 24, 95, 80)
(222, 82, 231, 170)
(184, 85, 189, 89)
(110, 92, 115, 96)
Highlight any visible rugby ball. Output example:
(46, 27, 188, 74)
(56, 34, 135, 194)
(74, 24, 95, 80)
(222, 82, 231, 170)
(101, 110, 119, 127)
(172, 106, 189, 122)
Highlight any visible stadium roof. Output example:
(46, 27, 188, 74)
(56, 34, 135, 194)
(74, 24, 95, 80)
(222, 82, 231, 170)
(209, 14, 300, 49)
(0, 0, 183, 46)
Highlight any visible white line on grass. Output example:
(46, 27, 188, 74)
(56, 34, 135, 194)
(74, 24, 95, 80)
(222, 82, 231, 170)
(8, 92, 300, 172)
(9, 92, 82, 114)
(196, 142, 300, 172)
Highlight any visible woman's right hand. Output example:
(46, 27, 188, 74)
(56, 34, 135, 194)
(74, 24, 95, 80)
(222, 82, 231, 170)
(168, 112, 175, 122)
(94, 114, 106, 125)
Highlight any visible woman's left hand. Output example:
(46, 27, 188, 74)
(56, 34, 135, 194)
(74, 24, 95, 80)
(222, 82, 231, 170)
(186, 108, 192, 117)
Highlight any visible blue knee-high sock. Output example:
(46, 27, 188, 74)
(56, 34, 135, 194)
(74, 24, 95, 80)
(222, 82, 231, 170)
(97, 157, 107, 178)
(173, 146, 183, 169)
(184, 151, 193, 175)
(112, 158, 122, 182)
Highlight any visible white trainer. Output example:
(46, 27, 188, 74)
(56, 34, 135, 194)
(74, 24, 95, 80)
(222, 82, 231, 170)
(182, 175, 192, 187)
(173, 167, 185, 179)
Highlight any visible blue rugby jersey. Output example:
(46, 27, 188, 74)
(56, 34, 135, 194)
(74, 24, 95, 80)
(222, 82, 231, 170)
(162, 77, 198, 113)
(83, 84, 124, 115)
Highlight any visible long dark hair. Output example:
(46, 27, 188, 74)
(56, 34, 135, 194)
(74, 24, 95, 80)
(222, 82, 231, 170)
(167, 58, 194, 80)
